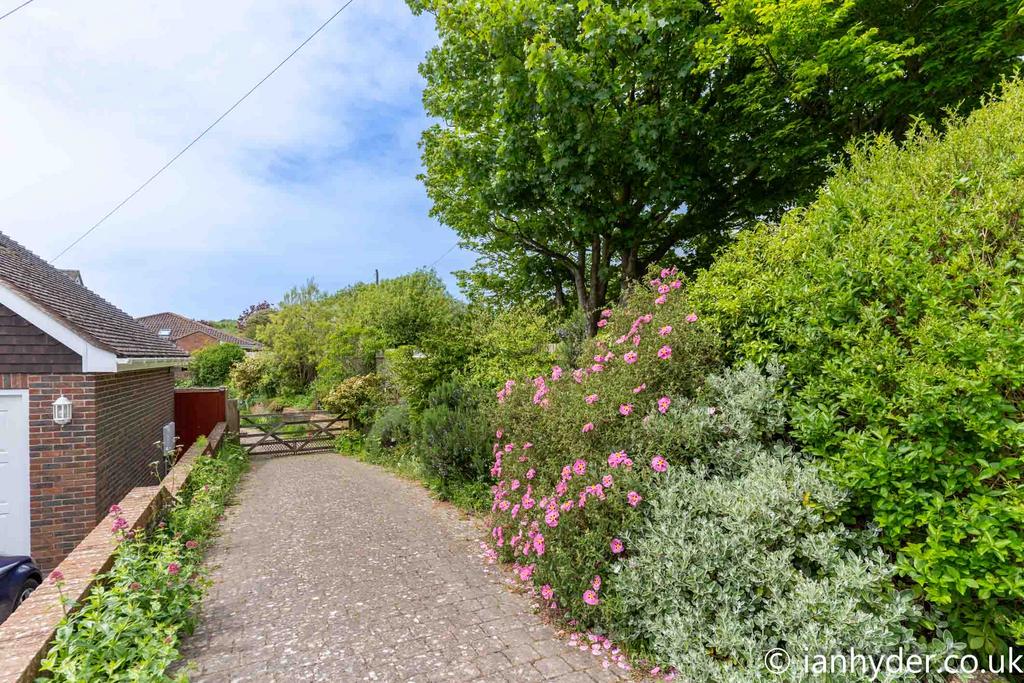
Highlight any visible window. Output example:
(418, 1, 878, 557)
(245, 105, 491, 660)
(158, 329, 171, 337)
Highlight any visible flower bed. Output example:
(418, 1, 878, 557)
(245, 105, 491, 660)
(36, 437, 248, 682)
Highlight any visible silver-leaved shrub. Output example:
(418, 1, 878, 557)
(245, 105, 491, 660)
(615, 364, 924, 681)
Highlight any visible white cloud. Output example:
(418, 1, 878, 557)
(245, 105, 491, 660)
(0, 0, 474, 318)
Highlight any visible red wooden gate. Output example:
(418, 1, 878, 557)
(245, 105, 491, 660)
(174, 388, 226, 452)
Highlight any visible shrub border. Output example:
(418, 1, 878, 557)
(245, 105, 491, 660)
(0, 423, 227, 683)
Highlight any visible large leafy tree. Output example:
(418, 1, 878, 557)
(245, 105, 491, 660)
(410, 0, 1023, 331)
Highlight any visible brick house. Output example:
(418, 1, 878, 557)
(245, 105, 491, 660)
(137, 312, 263, 354)
(0, 233, 188, 570)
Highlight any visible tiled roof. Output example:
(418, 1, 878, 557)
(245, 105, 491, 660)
(136, 312, 263, 352)
(0, 232, 188, 359)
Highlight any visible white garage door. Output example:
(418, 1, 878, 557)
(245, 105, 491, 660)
(0, 391, 30, 556)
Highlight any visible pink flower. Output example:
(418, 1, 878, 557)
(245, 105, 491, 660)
(541, 584, 554, 600)
(633, 383, 646, 394)
(111, 517, 128, 533)
(632, 334, 641, 346)
(511, 479, 521, 491)
(533, 534, 546, 555)
(657, 345, 672, 360)
(545, 511, 560, 528)
(572, 369, 585, 384)
(523, 442, 533, 450)
(685, 312, 698, 323)
(108, 504, 122, 517)
(601, 309, 613, 318)
(623, 351, 638, 364)
(655, 295, 667, 305)
(670, 280, 682, 289)
(659, 325, 672, 336)
(651, 455, 669, 473)
(583, 589, 600, 606)
(619, 403, 634, 416)
(592, 575, 602, 591)
(185, 540, 199, 550)
(551, 366, 563, 381)
(504, 443, 516, 453)
(585, 394, 599, 404)
(499, 500, 511, 511)
(582, 422, 595, 434)
(658, 284, 670, 294)
(526, 468, 536, 480)
(590, 363, 604, 373)
(167, 562, 181, 576)
(519, 564, 534, 581)
(658, 396, 672, 414)
(610, 538, 624, 554)
(597, 319, 608, 328)
(48, 570, 64, 584)
(627, 491, 642, 507)
(602, 474, 614, 488)
(608, 451, 627, 467)
(573, 459, 587, 476)
(496, 429, 504, 439)
(561, 500, 574, 512)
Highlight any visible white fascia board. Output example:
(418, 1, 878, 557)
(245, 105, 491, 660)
(0, 280, 118, 372)
(115, 357, 189, 372)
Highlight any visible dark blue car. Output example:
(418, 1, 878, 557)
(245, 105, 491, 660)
(0, 556, 42, 624)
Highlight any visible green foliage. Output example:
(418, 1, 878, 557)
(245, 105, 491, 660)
(38, 439, 248, 682)
(228, 352, 279, 401)
(415, 381, 492, 490)
(318, 271, 462, 385)
(189, 343, 245, 387)
(365, 402, 414, 461)
(691, 82, 1024, 652)
(409, 0, 1023, 324)
(320, 373, 391, 428)
(615, 366, 921, 680)
(200, 319, 241, 335)
(256, 280, 329, 393)
(466, 303, 559, 390)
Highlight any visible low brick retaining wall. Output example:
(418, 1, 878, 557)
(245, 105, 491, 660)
(0, 422, 228, 683)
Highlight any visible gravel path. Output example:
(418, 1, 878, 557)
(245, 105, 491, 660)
(177, 453, 627, 682)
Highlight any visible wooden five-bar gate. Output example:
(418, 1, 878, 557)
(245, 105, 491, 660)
(239, 412, 351, 457)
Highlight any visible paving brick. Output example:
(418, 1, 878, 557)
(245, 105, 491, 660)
(178, 453, 626, 682)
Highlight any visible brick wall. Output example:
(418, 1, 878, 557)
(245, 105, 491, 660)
(0, 373, 97, 571)
(94, 368, 175, 520)
(175, 331, 217, 353)
(0, 368, 175, 571)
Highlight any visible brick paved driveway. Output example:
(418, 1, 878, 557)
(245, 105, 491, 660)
(177, 453, 627, 682)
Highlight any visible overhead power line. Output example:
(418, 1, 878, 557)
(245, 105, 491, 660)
(0, 0, 35, 22)
(51, 0, 359, 263)
(427, 241, 459, 269)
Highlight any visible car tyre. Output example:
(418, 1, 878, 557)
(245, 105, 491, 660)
(13, 578, 39, 611)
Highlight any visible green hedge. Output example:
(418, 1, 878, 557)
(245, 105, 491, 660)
(692, 81, 1024, 652)
(189, 343, 245, 387)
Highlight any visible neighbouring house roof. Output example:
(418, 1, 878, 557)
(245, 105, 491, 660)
(136, 312, 264, 352)
(0, 231, 188, 362)
(61, 269, 83, 286)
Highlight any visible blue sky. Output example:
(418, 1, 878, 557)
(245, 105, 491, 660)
(0, 0, 475, 320)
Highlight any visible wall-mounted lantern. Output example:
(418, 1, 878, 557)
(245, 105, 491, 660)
(53, 394, 73, 426)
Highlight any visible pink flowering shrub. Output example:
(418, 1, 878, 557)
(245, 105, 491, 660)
(486, 269, 721, 631)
